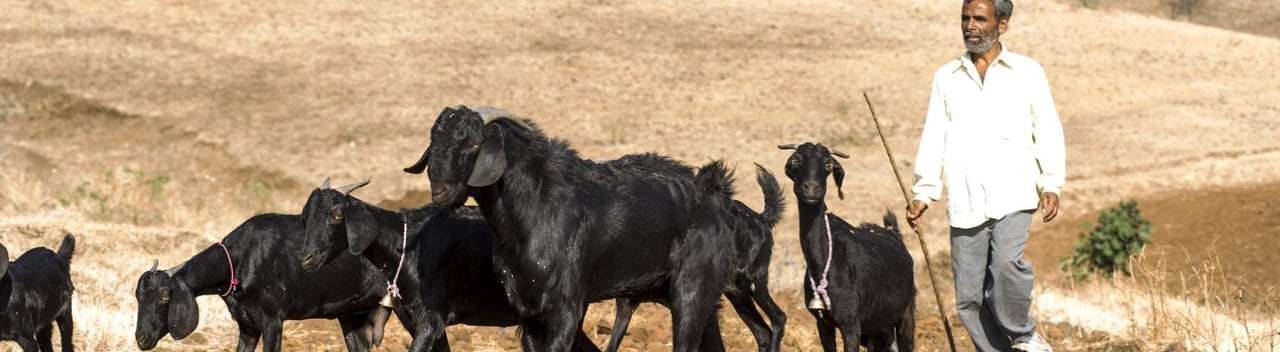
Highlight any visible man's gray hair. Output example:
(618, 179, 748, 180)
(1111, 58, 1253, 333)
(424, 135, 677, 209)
(966, 0, 1014, 20)
(993, 0, 1013, 20)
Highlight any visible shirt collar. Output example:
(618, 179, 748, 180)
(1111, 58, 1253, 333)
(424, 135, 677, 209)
(953, 43, 1015, 73)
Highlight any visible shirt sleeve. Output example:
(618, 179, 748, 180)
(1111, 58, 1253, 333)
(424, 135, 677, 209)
(1030, 64, 1066, 194)
(912, 72, 947, 204)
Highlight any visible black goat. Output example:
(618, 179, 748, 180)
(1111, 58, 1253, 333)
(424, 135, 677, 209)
(296, 178, 602, 352)
(0, 234, 75, 352)
(134, 213, 385, 352)
(604, 163, 788, 352)
(778, 142, 916, 352)
(403, 105, 735, 352)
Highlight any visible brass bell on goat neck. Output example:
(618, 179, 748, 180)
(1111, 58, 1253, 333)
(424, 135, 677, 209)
(379, 292, 395, 308)
(807, 296, 827, 311)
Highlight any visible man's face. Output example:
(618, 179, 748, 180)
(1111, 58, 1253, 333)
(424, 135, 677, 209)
(961, 0, 1006, 55)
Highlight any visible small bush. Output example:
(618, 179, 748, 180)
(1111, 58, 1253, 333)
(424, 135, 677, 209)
(1059, 199, 1153, 281)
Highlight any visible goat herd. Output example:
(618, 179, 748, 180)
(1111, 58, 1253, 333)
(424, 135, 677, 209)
(1, 105, 918, 352)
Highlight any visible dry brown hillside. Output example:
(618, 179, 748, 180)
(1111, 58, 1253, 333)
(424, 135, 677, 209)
(2, 0, 1277, 351)
(1062, 0, 1280, 38)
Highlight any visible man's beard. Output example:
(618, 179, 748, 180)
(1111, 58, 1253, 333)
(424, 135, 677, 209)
(965, 29, 999, 55)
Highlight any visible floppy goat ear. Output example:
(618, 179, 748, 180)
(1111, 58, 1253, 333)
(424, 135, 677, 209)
(832, 159, 846, 200)
(166, 279, 200, 340)
(467, 124, 507, 187)
(0, 244, 9, 309)
(343, 201, 380, 255)
(0, 244, 8, 277)
(0, 244, 9, 311)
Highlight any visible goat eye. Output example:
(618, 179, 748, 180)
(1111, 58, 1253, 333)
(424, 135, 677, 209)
(824, 162, 834, 171)
(159, 295, 169, 303)
(333, 213, 343, 222)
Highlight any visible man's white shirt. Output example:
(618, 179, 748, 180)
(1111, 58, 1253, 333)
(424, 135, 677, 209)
(912, 46, 1066, 229)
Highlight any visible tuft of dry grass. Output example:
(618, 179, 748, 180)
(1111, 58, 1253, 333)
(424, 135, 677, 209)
(1039, 246, 1279, 351)
(1134, 247, 1279, 351)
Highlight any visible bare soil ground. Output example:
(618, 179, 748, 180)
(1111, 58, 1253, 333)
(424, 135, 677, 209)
(1, 0, 1278, 350)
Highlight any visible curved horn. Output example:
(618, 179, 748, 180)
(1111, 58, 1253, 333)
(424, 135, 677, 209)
(475, 106, 533, 131)
(830, 148, 850, 159)
(320, 177, 332, 190)
(777, 144, 799, 150)
(334, 179, 371, 195)
(150, 260, 159, 272)
(165, 262, 186, 275)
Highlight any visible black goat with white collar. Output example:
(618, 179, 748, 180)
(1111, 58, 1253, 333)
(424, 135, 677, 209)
(779, 142, 916, 352)
(296, 178, 602, 352)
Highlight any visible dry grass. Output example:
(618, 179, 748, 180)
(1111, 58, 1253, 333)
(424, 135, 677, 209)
(0, 212, 236, 351)
(1038, 247, 1280, 351)
(2, 0, 1279, 350)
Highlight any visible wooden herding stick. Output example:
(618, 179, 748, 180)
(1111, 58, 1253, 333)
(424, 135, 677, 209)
(863, 91, 958, 352)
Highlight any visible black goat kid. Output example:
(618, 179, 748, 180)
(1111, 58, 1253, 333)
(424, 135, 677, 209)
(134, 214, 385, 352)
(405, 105, 735, 352)
(0, 234, 75, 352)
(779, 143, 916, 352)
(296, 178, 602, 352)
(605, 163, 789, 352)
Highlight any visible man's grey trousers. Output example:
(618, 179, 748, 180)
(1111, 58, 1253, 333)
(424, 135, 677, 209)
(950, 210, 1038, 351)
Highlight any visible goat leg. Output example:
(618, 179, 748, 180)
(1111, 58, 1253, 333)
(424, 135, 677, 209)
(604, 298, 641, 352)
(16, 335, 39, 351)
(36, 325, 54, 351)
(57, 312, 74, 352)
(235, 326, 261, 352)
(750, 283, 788, 352)
(338, 314, 373, 351)
(260, 321, 284, 352)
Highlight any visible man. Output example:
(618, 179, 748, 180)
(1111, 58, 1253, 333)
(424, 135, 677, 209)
(906, 0, 1064, 351)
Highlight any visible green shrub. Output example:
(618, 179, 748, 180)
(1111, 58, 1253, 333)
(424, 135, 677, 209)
(1059, 199, 1153, 281)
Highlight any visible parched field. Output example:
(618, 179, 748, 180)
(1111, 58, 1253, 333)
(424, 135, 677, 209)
(1, 0, 1278, 351)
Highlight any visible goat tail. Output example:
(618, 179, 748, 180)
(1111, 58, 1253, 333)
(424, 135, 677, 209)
(57, 233, 76, 266)
(882, 209, 903, 238)
(753, 163, 785, 229)
(694, 160, 736, 204)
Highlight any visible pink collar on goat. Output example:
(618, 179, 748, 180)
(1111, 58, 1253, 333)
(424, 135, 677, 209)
(216, 242, 239, 297)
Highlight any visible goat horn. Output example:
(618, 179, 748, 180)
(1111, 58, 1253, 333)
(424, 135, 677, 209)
(777, 144, 799, 150)
(334, 178, 371, 195)
(830, 149, 850, 159)
(320, 177, 332, 190)
(165, 262, 185, 275)
(150, 260, 158, 272)
(475, 106, 533, 131)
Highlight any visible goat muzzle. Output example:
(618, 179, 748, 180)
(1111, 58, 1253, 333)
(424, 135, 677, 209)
(299, 254, 319, 271)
